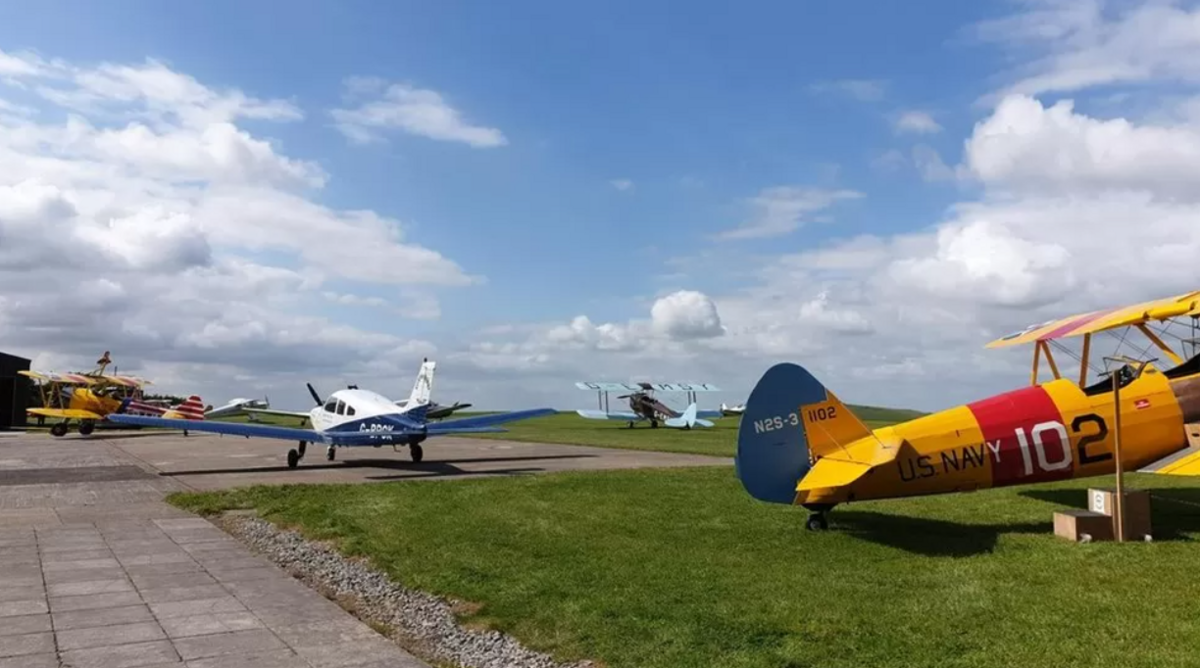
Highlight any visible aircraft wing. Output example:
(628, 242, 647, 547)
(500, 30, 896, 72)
(424, 408, 555, 434)
(988, 290, 1200, 348)
(697, 409, 723, 419)
(576, 382, 720, 392)
(576, 409, 640, 421)
(28, 408, 104, 420)
(242, 407, 311, 420)
(19, 370, 98, 385)
(107, 414, 326, 442)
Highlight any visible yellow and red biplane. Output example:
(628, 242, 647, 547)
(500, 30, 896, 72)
(20, 352, 206, 437)
(736, 290, 1200, 530)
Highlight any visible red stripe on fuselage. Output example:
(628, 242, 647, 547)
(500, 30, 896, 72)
(966, 385, 1072, 487)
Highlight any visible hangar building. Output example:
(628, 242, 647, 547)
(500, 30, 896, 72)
(0, 352, 30, 430)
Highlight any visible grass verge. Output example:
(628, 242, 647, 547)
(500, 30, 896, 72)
(169, 467, 1200, 668)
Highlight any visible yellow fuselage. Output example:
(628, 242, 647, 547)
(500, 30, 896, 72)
(797, 365, 1200, 507)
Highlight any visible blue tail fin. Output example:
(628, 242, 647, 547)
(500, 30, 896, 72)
(735, 363, 827, 504)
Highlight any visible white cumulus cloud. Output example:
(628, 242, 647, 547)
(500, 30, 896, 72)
(331, 78, 507, 148)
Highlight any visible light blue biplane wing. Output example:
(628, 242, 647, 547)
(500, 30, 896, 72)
(576, 409, 642, 421)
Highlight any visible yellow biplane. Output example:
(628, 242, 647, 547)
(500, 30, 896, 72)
(20, 351, 205, 437)
(736, 290, 1200, 530)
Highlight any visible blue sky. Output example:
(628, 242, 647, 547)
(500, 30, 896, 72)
(0, 0, 988, 328)
(3, 0, 1198, 411)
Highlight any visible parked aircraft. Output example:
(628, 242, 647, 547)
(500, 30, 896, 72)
(721, 402, 746, 416)
(20, 352, 205, 436)
(206, 397, 269, 420)
(241, 358, 471, 424)
(575, 381, 722, 428)
(735, 290, 1200, 531)
(109, 381, 553, 468)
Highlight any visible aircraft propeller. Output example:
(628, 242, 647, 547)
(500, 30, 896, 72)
(306, 383, 323, 406)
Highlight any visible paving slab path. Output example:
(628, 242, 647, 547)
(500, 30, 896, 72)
(0, 432, 428, 667)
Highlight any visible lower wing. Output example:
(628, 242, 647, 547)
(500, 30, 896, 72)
(576, 410, 640, 421)
(28, 408, 103, 420)
(108, 414, 325, 443)
(242, 408, 311, 420)
(425, 408, 555, 434)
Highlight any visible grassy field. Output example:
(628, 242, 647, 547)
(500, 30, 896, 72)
(215, 404, 924, 458)
(172, 468, 1200, 668)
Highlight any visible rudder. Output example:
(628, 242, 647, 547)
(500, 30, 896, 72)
(735, 363, 873, 504)
(164, 395, 206, 421)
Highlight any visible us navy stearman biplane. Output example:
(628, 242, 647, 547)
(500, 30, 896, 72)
(20, 352, 206, 436)
(736, 290, 1200, 531)
(575, 381, 723, 429)
(109, 379, 552, 469)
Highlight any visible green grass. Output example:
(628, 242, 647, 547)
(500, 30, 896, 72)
(219, 404, 922, 458)
(170, 468, 1200, 668)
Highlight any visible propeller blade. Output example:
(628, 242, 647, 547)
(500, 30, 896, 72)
(306, 383, 322, 406)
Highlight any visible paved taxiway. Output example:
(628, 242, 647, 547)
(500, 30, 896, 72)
(0, 429, 729, 666)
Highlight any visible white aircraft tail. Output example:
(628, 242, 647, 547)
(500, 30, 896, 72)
(665, 403, 713, 429)
(408, 359, 436, 406)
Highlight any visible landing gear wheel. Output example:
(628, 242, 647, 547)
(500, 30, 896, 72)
(326, 446, 336, 462)
(626, 421, 635, 429)
(49, 423, 68, 437)
(410, 444, 424, 463)
(78, 421, 95, 436)
(805, 513, 829, 532)
(297, 441, 307, 459)
(287, 448, 300, 469)
(650, 420, 659, 429)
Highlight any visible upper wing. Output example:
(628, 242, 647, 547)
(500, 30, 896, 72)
(425, 408, 555, 434)
(19, 370, 98, 385)
(576, 409, 640, 421)
(107, 414, 326, 442)
(575, 382, 721, 392)
(98, 374, 150, 387)
(988, 290, 1200, 348)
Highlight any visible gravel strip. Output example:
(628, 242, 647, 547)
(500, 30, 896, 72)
(216, 513, 594, 668)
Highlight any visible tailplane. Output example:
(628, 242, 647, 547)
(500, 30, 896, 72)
(736, 363, 874, 504)
(164, 395, 206, 421)
(664, 403, 715, 429)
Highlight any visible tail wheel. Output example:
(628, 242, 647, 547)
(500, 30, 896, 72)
(287, 448, 300, 469)
(49, 423, 68, 437)
(411, 443, 424, 463)
(78, 421, 95, 436)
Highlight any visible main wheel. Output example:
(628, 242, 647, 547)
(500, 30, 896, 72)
(287, 448, 300, 469)
(297, 441, 307, 459)
(805, 513, 829, 531)
(78, 421, 95, 436)
(49, 423, 68, 437)
(326, 446, 336, 461)
(651, 420, 659, 429)
(411, 443, 424, 463)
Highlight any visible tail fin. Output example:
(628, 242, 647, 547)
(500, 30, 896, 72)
(736, 363, 874, 504)
(665, 403, 698, 428)
(408, 359, 436, 405)
(164, 395, 206, 421)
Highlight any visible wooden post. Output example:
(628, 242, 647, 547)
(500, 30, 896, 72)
(1112, 369, 1125, 543)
